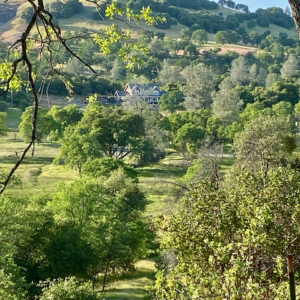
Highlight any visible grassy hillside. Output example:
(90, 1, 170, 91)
(0, 0, 297, 43)
(183, 6, 298, 38)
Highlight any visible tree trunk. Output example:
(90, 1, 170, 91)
(289, 0, 300, 36)
(93, 274, 96, 291)
(102, 255, 110, 292)
(77, 164, 82, 178)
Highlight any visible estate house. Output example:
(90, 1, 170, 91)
(115, 83, 165, 104)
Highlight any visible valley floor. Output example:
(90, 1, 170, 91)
(0, 108, 234, 299)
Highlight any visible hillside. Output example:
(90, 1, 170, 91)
(0, 0, 298, 43)
(184, 6, 299, 38)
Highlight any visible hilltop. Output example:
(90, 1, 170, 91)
(0, 0, 298, 44)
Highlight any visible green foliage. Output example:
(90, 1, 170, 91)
(82, 157, 138, 181)
(181, 63, 218, 110)
(79, 103, 145, 158)
(18, 107, 58, 143)
(45, 0, 83, 19)
(19, 6, 34, 22)
(47, 104, 83, 140)
(254, 81, 300, 107)
(0, 101, 8, 112)
(55, 124, 101, 174)
(154, 167, 300, 299)
(214, 30, 236, 44)
(222, 121, 244, 142)
(281, 53, 300, 77)
(39, 277, 99, 300)
(0, 112, 7, 136)
(174, 124, 205, 155)
(158, 59, 183, 85)
(234, 115, 296, 172)
(159, 90, 185, 113)
(212, 80, 243, 124)
(49, 171, 150, 288)
(191, 29, 208, 46)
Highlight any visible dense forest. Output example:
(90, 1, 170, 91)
(1, 0, 300, 299)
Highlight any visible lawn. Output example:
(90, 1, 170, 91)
(99, 260, 156, 300)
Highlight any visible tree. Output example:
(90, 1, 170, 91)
(122, 96, 151, 117)
(257, 81, 300, 106)
(57, 103, 148, 171)
(181, 63, 218, 110)
(158, 59, 183, 85)
(281, 53, 300, 77)
(80, 104, 145, 159)
(230, 56, 250, 86)
(0, 101, 8, 112)
(19, 106, 57, 143)
(179, 29, 192, 41)
(247, 20, 256, 29)
(155, 32, 165, 40)
(159, 90, 185, 113)
(47, 104, 83, 139)
(191, 29, 208, 46)
(82, 157, 138, 180)
(19, 6, 34, 22)
(226, 0, 235, 9)
(55, 125, 101, 175)
(49, 171, 149, 290)
(0, 112, 7, 136)
(39, 277, 99, 300)
(214, 30, 235, 44)
(294, 100, 300, 128)
(272, 101, 294, 118)
(212, 81, 243, 124)
(110, 59, 126, 81)
(173, 123, 205, 156)
(65, 57, 86, 75)
(234, 115, 296, 173)
(265, 73, 281, 88)
(239, 102, 265, 123)
(285, 5, 292, 16)
(153, 167, 300, 299)
(184, 44, 198, 57)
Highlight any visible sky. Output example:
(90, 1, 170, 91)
(244, 0, 289, 12)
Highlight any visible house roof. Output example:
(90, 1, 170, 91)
(115, 91, 128, 97)
(126, 83, 161, 91)
(125, 83, 163, 97)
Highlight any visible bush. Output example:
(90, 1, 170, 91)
(39, 277, 99, 300)
(45, 0, 83, 19)
(257, 18, 270, 27)
(0, 101, 8, 112)
(82, 157, 138, 181)
(19, 6, 33, 22)
(155, 13, 177, 29)
(247, 20, 256, 29)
